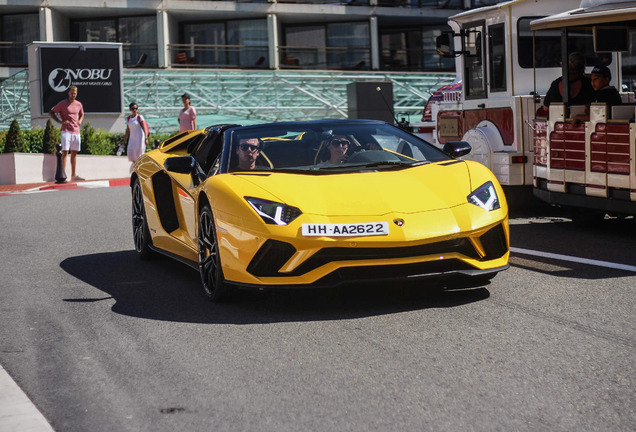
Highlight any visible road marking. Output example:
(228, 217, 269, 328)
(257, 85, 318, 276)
(0, 364, 54, 432)
(511, 247, 636, 273)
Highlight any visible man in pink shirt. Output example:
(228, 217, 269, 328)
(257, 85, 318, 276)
(178, 93, 197, 133)
(49, 85, 85, 181)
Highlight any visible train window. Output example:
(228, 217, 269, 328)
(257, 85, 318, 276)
(488, 24, 506, 92)
(517, 17, 596, 69)
(464, 21, 486, 98)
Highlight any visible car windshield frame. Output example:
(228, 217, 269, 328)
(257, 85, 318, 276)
(221, 120, 451, 175)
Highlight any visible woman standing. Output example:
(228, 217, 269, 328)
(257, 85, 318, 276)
(178, 93, 197, 133)
(121, 102, 149, 162)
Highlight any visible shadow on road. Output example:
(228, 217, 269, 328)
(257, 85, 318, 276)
(508, 210, 636, 278)
(60, 250, 490, 324)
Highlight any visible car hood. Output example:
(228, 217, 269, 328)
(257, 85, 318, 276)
(236, 161, 472, 216)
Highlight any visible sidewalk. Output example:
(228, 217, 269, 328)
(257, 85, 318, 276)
(0, 178, 129, 196)
(0, 364, 54, 432)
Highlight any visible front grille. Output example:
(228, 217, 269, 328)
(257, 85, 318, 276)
(247, 237, 482, 278)
(292, 238, 480, 276)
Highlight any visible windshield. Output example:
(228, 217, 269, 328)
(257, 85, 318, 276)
(227, 122, 450, 173)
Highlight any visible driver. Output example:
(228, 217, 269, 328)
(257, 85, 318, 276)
(321, 135, 350, 165)
(236, 137, 261, 170)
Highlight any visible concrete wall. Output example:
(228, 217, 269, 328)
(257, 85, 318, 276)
(0, 153, 133, 185)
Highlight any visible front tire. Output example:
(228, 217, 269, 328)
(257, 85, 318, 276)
(198, 205, 232, 302)
(132, 178, 155, 259)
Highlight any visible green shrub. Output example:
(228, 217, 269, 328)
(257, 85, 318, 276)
(1, 124, 173, 155)
(4, 119, 24, 153)
(22, 128, 44, 153)
(81, 123, 113, 156)
(42, 120, 59, 154)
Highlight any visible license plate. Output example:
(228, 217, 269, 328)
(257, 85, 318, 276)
(302, 222, 389, 237)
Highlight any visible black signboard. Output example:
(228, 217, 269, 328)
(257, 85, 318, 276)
(40, 46, 122, 114)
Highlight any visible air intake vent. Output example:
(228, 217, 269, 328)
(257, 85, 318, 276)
(247, 240, 297, 277)
(479, 224, 508, 260)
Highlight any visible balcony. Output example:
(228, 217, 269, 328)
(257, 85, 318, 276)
(278, 46, 370, 70)
(169, 44, 269, 69)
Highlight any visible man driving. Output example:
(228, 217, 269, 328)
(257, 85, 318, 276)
(236, 138, 261, 170)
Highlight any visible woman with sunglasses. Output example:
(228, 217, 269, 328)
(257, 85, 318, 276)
(322, 135, 349, 165)
(121, 102, 149, 163)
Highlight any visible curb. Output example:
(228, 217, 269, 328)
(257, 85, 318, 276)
(0, 178, 129, 197)
(0, 364, 54, 432)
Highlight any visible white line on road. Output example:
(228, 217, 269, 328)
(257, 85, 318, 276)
(511, 247, 636, 273)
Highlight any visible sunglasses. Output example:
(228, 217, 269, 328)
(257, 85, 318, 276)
(330, 140, 349, 147)
(239, 144, 259, 152)
(131, 107, 138, 110)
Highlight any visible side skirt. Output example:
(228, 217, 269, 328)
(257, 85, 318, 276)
(149, 244, 199, 270)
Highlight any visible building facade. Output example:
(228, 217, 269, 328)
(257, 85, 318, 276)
(1, 0, 501, 79)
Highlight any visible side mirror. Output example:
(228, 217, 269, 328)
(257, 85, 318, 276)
(443, 141, 471, 158)
(436, 32, 455, 57)
(164, 156, 196, 174)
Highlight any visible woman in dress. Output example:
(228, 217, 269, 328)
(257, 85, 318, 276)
(121, 102, 149, 162)
(178, 93, 197, 133)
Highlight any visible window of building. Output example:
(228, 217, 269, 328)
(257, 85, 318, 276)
(422, 27, 454, 72)
(488, 24, 506, 92)
(182, 22, 226, 66)
(181, 19, 268, 68)
(227, 20, 268, 68)
(72, 16, 157, 67)
(327, 22, 369, 69)
(1, 13, 39, 65)
(380, 26, 454, 72)
(380, 29, 420, 71)
(283, 26, 326, 68)
(282, 22, 369, 70)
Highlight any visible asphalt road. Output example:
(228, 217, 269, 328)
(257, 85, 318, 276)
(1, 187, 635, 431)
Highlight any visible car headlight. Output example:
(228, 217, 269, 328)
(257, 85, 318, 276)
(245, 197, 302, 225)
(467, 181, 500, 211)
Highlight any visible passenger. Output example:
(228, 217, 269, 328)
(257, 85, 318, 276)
(540, 52, 594, 115)
(589, 65, 622, 106)
(573, 65, 622, 124)
(320, 136, 350, 165)
(235, 138, 261, 170)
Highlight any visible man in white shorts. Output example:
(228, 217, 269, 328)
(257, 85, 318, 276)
(49, 85, 85, 181)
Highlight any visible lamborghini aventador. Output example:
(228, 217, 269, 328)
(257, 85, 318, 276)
(131, 119, 509, 301)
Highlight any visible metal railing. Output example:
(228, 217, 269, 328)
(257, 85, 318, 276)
(278, 46, 370, 70)
(1, 69, 455, 133)
(379, 48, 455, 72)
(0, 69, 30, 128)
(169, 44, 269, 69)
(121, 43, 159, 68)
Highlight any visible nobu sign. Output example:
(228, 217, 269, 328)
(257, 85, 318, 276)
(40, 46, 122, 114)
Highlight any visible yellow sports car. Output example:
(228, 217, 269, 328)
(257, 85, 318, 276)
(131, 120, 509, 301)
